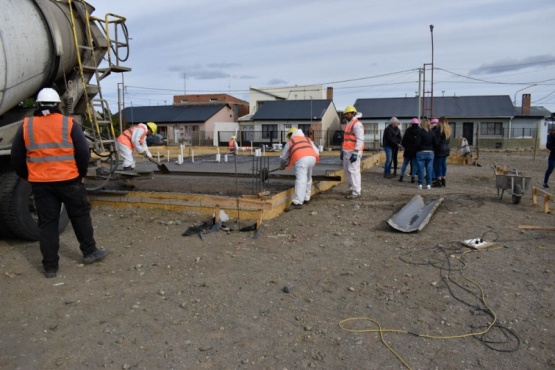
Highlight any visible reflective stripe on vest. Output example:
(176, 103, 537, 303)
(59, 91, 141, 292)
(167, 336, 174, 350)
(23, 115, 79, 182)
(287, 136, 319, 169)
(342, 118, 364, 151)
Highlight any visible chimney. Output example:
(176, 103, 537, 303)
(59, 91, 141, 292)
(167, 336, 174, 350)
(521, 93, 531, 115)
(326, 87, 333, 100)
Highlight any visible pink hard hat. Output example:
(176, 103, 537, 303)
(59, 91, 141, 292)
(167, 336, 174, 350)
(410, 118, 420, 125)
(431, 118, 439, 125)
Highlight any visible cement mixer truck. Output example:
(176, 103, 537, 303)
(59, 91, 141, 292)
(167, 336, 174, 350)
(0, 0, 130, 240)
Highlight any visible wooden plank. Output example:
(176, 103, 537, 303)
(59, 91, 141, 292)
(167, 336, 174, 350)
(518, 225, 555, 230)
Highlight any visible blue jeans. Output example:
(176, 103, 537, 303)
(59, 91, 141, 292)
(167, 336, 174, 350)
(400, 157, 416, 177)
(416, 151, 434, 186)
(436, 156, 447, 178)
(384, 146, 393, 175)
(544, 158, 555, 185)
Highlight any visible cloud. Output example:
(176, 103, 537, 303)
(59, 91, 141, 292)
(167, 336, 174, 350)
(267, 79, 289, 86)
(470, 55, 555, 75)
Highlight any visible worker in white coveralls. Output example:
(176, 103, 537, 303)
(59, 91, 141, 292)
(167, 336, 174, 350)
(279, 128, 320, 212)
(116, 122, 157, 170)
(341, 105, 364, 199)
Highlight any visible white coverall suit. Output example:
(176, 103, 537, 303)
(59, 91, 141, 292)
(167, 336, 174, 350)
(280, 130, 320, 206)
(342, 112, 364, 196)
(116, 123, 153, 169)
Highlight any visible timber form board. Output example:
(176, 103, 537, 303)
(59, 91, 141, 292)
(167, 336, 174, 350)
(89, 153, 382, 220)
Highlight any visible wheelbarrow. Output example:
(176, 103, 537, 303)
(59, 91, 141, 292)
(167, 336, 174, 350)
(493, 165, 531, 204)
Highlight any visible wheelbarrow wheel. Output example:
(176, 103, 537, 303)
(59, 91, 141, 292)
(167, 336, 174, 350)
(512, 184, 523, 204)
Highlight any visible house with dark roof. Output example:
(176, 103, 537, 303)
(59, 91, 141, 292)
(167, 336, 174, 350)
(354, 94, 551, 150)
(241, 99, 340, 148)
(122, 104, 236, 145)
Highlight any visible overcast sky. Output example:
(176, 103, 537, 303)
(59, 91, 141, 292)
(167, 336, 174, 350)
(89, 0, 555, 115)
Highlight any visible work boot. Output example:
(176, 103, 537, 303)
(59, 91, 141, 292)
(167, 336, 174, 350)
(284, 203, 303, 212)
(44, 268, 58, 279)
(441, 178, 446, 187)
(411, 176, 415, 183)
(83, 249, 110, 265)
(398, 176, 403, 182)
(431, 179, 441, 188)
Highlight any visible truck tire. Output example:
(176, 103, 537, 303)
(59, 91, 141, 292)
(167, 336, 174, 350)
(0, 171, 15, 238)
(0, 171, 70, 241)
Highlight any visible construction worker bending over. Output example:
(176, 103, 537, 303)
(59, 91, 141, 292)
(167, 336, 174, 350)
(10, 88, 109, 278)
(280, 128, 320, 211)
(229, 135, 239, 154)
(116, 121, 157, 170)
(341, 105, 364, 199)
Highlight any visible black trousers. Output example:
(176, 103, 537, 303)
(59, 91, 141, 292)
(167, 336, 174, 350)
(392, 146, 399, 173)
(32, 181, 97, 271)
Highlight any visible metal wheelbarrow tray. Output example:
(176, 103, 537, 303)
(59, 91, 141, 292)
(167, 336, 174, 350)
(493, 165, 531, 204)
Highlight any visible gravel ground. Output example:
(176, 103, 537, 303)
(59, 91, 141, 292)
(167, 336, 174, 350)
(0, 150, 554, 369)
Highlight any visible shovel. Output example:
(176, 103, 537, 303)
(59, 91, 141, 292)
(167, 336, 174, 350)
(148, 157, 170, 174)
(260, 167, 283, 182)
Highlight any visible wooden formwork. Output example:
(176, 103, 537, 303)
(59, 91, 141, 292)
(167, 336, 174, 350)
(88, 152, 381, 223)
(531, 186, 553, 213)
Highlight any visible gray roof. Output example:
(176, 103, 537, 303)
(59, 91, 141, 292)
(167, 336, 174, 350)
(354, 95, 551, 119)
(252, 100, 334, 121)
(122, 104, 228, 124)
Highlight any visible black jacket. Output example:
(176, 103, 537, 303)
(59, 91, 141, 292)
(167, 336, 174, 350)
(547, 132, 555, 160)
(416, 129, 438, 152)
(383, 124, 401, 148)
(401, 125, 421, 158)
(434, 130, 451, 157)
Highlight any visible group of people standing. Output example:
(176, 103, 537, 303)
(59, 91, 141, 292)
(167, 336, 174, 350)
(383, 116, 452, 189)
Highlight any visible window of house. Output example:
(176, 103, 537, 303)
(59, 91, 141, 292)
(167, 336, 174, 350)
(209, 98, 218, 102)
(180, 100, 188, 103)
(262, 124, 278, 139)
(480, 122, 503, 136)
(449, 122, 456, 138)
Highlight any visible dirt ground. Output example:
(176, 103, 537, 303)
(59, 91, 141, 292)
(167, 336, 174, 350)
(1, 150, 554, 370)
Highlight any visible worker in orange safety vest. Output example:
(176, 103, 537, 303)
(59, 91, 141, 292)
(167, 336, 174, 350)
(341, 105, 364, 199)
(279, 128, 320, 211)
(10, 87, 109, 278)
(228, 135, 239, 154)
(116, 122, 157, 170)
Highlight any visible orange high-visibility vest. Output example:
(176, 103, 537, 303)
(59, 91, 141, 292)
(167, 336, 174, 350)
(23, 114, 79, 182)
(117, 124, 147, 150)
(286, 136, 319, 169)
(229, 139, 237, 151)
(342, 118, 364, 151)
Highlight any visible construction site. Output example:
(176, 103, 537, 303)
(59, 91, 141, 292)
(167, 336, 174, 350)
(84, 147, 376, 225)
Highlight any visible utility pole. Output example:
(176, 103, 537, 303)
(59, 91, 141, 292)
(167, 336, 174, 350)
(417, 68, 422, 121)
(430, 24, 434, 119)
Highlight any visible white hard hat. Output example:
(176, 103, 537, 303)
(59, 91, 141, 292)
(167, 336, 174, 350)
(36, 88, 61, 103)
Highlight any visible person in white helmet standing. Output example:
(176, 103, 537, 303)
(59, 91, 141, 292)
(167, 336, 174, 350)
(10, 87, 109, 278)
(341, 105, 364, 199)
(279, 128, 320, 211)
(116, 122, 157, 170)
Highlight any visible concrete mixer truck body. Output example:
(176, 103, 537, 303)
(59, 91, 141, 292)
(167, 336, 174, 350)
(0, 0, 129, 240)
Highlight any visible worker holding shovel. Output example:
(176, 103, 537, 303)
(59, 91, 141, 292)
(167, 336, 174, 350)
(279, 128, 320, 211)
(116, 122, 157, 170)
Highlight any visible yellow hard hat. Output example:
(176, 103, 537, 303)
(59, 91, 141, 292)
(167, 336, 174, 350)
(146, 122, 157, 134)
(344, 105, 357, 114)
(286, 127, 297, 138)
